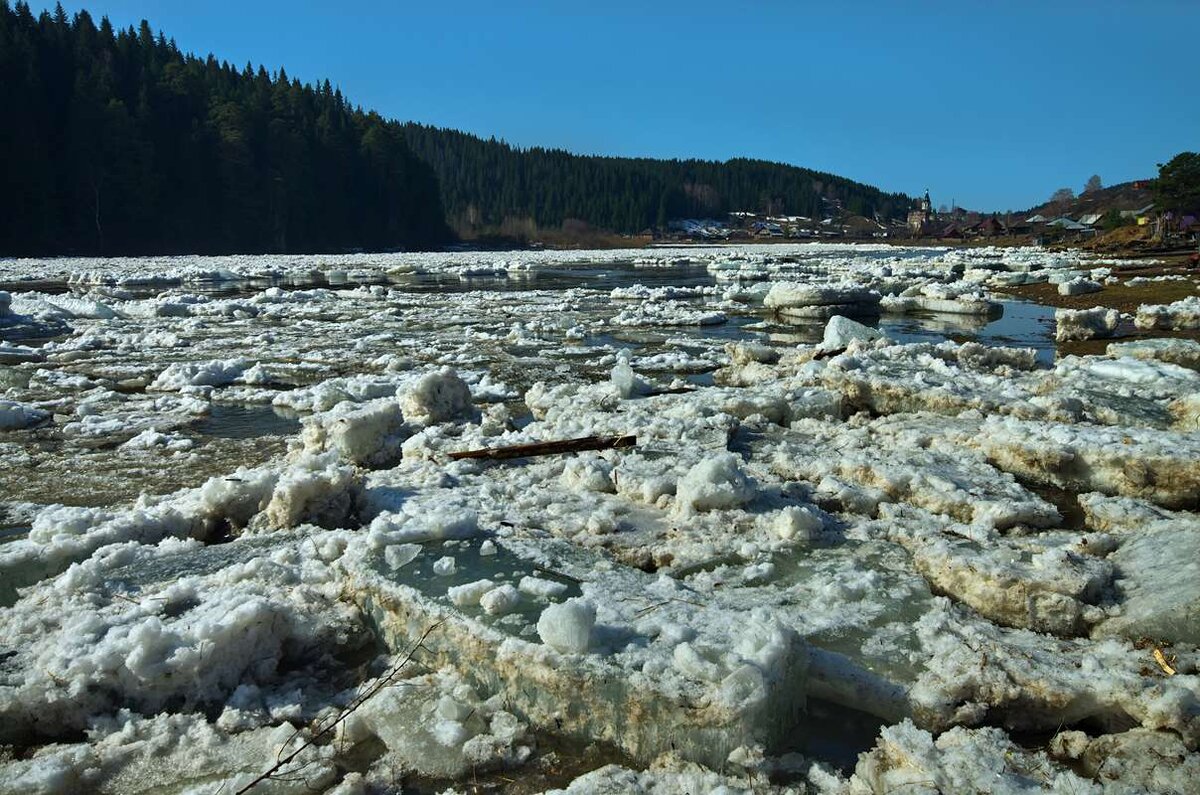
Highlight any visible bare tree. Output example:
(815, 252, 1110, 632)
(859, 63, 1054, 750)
(1050, 187, 1075, 205)
(1083, 175, 1102, 194)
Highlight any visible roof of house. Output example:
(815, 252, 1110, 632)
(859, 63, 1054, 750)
(1121, 204, 1156, 218)
(972, 217, 1006, 232)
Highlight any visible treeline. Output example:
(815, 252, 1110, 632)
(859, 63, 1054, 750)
(402, 123, 912, 235)
(0, 1, 449, 256)
(2, 2, 911, 257)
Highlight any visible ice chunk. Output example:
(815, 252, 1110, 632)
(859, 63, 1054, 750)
(880, 504, 1109, 636)
(765, 282, 879, 309)
(1054, 306, 1122, 341)
(299, 397, 409, 467)
(344, 668, 528, 780)
(255, 452, 363, 531)
(969, 416, 1200, 509)
(148, 358, 249, 391)
(448, 578, 497, 607)
(0, 531, 365, 743)
(0, 714, 338, 795)
(537, 598, 596, 653)
(273, 373, 406, 413)
(518, 575, 569, 599)
(118, 428, 194, 452)
(850, 720, 1106, 794)
(480, 584, 520, 615)
(1083, 495, 1200, 646)
(1057, 277, 1103, 296)
(1135, 295, 1200, 330)
(766, 416, 1060, 530)
(0, 461, 348, 601)
(367, 504, 479, 544)
(822, 315, 885, 350)
(546, 754, 807, 794)
(561, 455, 616, 493)
(675, 453, 756, 514)
(347, 535, 813, 767)
(773, 505, 824, 541)
(400, 367, 474, 424)
(1059, 728, 1200, 792)
(0, 399, 50, 431)
(881, 294, 1001, 316)
(0, 341, 44, 364)
(384, 543, 421, 570)
(726, 341, 780, 366)
(610, 358, 651, 398)
(1108, 337, 1200, 371)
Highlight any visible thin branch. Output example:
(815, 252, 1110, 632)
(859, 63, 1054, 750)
(235, 620, 443, 795)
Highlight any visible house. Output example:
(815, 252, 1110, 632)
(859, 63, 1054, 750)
(968, 217, 1007, 237)
(752, 221, 784, 237)
(1079, 213, 1104, 227)
(1025, 214, 1048, 224)
(1050, 217, 1088, 231)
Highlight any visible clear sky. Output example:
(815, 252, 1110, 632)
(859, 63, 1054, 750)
(36, 1, 1200, 211)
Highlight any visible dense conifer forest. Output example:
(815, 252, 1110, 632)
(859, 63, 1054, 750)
(401, 124, 911, 237)
(1, 2, 910, 255)
(0, 1, 450, 256)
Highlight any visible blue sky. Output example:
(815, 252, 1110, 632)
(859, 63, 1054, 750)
(38, 1, 1200, 211)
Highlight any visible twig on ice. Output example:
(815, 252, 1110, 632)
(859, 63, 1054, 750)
(235, 620, 443, 794)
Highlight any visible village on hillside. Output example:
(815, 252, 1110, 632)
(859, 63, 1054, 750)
(660, 180, 1198, 252)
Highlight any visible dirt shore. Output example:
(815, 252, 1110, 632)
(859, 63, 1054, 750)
(1001, 255, 1200, 357)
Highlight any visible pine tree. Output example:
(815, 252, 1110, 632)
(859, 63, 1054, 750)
(0, 3, 449, 255)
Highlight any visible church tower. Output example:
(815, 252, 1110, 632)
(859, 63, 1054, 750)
(908, 189, 935, 233)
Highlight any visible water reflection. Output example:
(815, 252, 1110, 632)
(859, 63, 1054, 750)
(881, 300, 1057, 364)
(192, 404, 301, 439)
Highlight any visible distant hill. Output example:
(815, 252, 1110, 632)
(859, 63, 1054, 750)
(1024, 180, 1154, 220)
(1, 2, 911, 255)
(400, 123, 912, 237)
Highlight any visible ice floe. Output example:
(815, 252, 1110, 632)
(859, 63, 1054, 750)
(1, 243, 1197, 792)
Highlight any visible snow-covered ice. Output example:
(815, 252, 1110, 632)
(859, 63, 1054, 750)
(1, 243, 1197, 792)
(1055, 306, 1122, 341)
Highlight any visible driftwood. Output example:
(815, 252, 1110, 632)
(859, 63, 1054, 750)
(448, 434, 636, 461)
(810, 345, 847, 361)
(644, 386, 696, 396)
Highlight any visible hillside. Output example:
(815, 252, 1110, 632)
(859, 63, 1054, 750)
(0, 2, 450, 257)
(1024, 180, 1154, 220)
(400, 123, 912, 237)
(1, 2, 911, 255)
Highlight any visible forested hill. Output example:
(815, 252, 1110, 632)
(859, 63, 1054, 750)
(401, 123, 911, 236)
(2, 2, 909, 256)
(0, 2, 450, 256)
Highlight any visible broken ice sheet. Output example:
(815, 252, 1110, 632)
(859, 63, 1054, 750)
(3, 244, 1200, 792)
